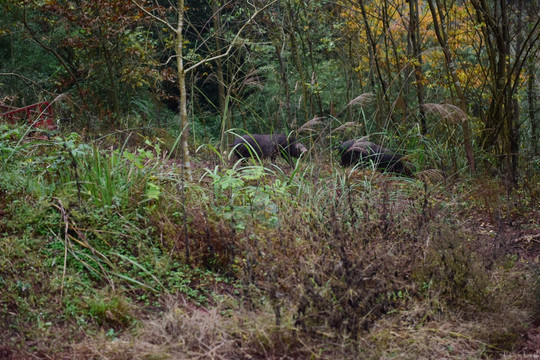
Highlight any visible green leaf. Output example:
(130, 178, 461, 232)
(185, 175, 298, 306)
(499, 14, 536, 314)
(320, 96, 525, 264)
(145, 182, 161, 200)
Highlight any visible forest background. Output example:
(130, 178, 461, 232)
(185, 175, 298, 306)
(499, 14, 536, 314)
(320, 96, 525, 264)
(1, 0, 540, 358)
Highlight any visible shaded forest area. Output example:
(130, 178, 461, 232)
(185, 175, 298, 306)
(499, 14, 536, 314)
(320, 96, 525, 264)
(1, 0, 538, 179)
(1, 0, 540, 359)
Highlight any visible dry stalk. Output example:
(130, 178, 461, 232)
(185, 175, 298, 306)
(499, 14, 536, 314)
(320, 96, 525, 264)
(346, 92, 375, 107)
(297, 117, 324, 133)
(51, 198, 69, 304)
(333, 121, 361, 133)
(422, 103, 467, 123)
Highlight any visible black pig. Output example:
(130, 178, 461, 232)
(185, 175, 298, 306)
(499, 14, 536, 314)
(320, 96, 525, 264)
(336, 140, 413, 176)
(232, 134, 307, 165)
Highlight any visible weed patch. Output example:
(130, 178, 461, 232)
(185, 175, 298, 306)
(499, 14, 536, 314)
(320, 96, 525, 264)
(1, 126, 538, 358)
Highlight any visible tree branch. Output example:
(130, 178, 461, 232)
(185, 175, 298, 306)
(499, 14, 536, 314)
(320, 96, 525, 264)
(184, 0, 278, 74)
(130, 0, 176, 33)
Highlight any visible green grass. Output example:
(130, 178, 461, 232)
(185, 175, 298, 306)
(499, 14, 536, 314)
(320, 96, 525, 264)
(0, 123, 539, 358)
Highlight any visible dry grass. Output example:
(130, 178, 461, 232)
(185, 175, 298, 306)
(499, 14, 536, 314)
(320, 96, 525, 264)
(2, 131, 538, 359)
(74, 295, 308, 359)
(333, 121, 362, 133)
(422, 103, 468, 123)
(346, 92, 376, 107)
(297, 117, 324, 133)
(69, 166, 539, 359)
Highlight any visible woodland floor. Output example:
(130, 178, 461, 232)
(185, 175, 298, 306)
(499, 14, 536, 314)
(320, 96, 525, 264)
(484, 208, 540, 359)
(0, 205, 538, 359)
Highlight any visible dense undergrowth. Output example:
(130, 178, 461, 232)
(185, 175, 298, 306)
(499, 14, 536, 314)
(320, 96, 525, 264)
(1, 124, 539, 359)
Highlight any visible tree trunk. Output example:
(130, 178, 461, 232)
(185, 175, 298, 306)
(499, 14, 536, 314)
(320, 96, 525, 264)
(20, 9, 86, 108)
(470, 0, 540, 184)
(305, 34, 323, 116)
(427, 0, 476, 174)
(274, 41, 292, 129)
(287, 0, 309, 127)
(103, 46, 120, 124)
(526, 1, 538, 156)
(176, 0, 191, 180)
(213, 0, 229, 152)
(529, 56, 538, 156)
(358, 0, 389, 101)
(409, 0, 426, 135)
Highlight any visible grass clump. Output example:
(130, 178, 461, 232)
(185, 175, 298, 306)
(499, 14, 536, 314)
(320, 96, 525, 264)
(87, 291, 135, 329)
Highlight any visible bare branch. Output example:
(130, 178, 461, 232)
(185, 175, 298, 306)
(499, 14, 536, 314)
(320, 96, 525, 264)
(185, 0, 278, 74)
(130, 0, 176, 33)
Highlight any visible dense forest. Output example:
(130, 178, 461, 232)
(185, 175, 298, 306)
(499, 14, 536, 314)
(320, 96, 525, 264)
(1, 0, 539, 358)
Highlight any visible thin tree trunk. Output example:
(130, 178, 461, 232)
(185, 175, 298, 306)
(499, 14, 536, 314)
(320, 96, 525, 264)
(287, 0, 309, 127)
(357, 0, 394, 130)
(358, 0, 389, 100)
(409, 0, 426, 135)
(529, 56, 538, 156)
(103, 46, 120, 123)
(213, 0, 229, 151)
(509, 0, 524, 185)
(346, 38, 354, 123)
(21, 9, 86, 107)
(306, 35, 323, 115)
(427, 0, 476, 174)
(176, 0, 191, 262)
(336, 36, 355, 123)
(384, 1, 406, 124)
(275, 41, 292, 129)
(470, 0, 540, 184)
(176, 0, 191, 179)
(298, 1, 323, 115)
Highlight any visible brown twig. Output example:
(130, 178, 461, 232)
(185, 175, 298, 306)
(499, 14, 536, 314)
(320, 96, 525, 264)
(514, 233, 540, 243)
(52, 198, 69, 304)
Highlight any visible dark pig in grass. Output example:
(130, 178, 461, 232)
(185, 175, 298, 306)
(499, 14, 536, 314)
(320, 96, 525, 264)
(336, 140, 413, 176)
(232, 134, 308, 166)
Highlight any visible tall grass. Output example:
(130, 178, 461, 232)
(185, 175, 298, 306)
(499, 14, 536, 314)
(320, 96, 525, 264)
(67, 153, 539, 359)
(1, 122, 538, 359)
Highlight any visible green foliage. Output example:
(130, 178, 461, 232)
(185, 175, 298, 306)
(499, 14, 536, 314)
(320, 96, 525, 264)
(0, 119, 538, 358)
(55, 135, 162, 210)
(204, 164, 290, 230)
(87, 292, 134, 329)
(0, 0, 539, 354)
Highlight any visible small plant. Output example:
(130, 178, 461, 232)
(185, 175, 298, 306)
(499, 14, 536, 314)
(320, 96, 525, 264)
(55, 135, 164, 210)
(203, 164, 288, 231)
(87, 292, 134, 329)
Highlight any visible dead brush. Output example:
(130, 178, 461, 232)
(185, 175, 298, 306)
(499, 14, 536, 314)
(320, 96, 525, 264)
(474, 177, 506, 225)
(182, 210, 238, 272)
(74, 294, 310, 359)
(366, 301, 507, 359)
(417, 225, 492, 308)
(293, 232, 417, 338)
(288, 178, 423, 338)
